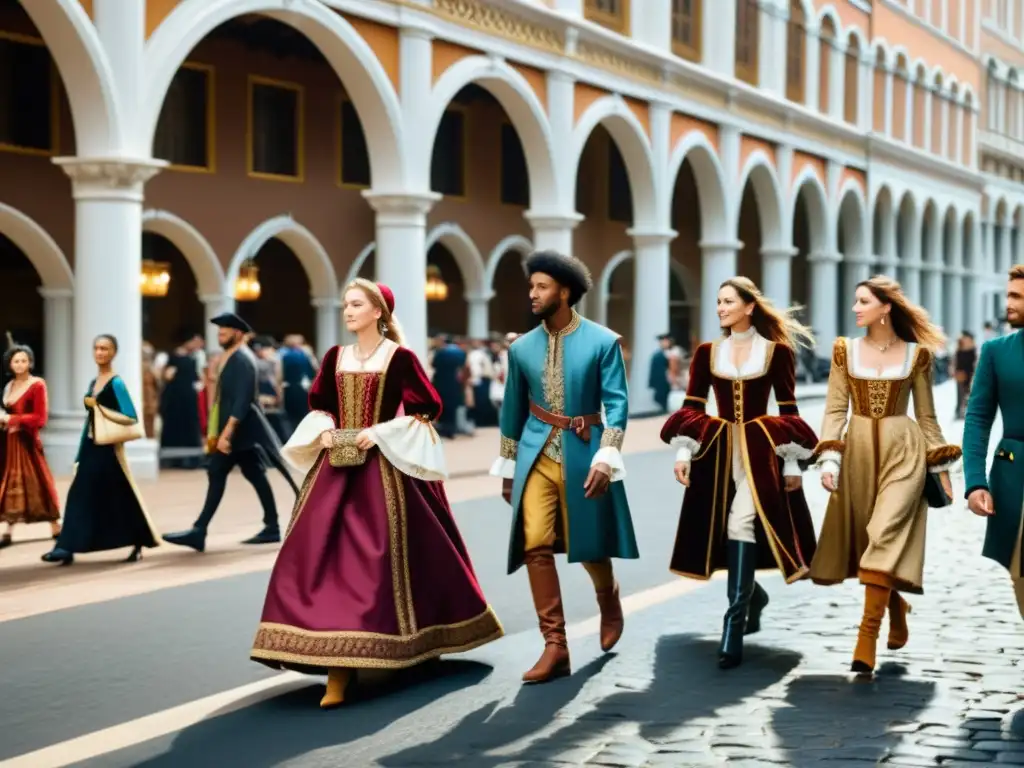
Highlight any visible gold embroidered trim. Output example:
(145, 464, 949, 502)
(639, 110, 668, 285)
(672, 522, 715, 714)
(684, 395, 708, 404)
(541, 310, 581, 464)
(500, 434, 518, 460)
(250, 606, 504, 670)
(379, 453, 414, 636)
(600, 427, 624, 450)
(285, 452, 326, 538)
(329, 428, 367, 467)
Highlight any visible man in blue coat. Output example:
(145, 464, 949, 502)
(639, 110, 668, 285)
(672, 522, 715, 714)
(490, 251, 638, 684)
(964, 265, 1024, 619)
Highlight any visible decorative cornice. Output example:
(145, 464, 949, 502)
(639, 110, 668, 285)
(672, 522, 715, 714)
(699, 240, 744, 254)
(361, 190, 440, 222)
(575, 39, 660, 84)
(53, 156, 167, 201)
(430, 0, 563, 53)
(626, 228, 676, 247)
(523, 210, 584, 230)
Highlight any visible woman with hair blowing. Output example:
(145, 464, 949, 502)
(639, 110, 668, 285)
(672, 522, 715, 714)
(811, 276, 958, 675)
(250, 279, 502, 709)
(660, 277, 820, 670)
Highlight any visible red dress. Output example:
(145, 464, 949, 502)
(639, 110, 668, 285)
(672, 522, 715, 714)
(0, 379, 60, 525)
(251, 344, 502, 672)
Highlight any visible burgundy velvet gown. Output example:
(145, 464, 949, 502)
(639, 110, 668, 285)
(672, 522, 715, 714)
(660, 340, 819, 583)
(0, 379, 60, 525)
(251, 344, 503, 673)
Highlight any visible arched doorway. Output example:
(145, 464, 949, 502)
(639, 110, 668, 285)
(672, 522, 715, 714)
(873, 186, 895, 277)
(141, 233, 205, 354)
(896, 192, 918, 298)
(235, 238, 316, 344)
(942, 207, 958, 335)
(601, 256, 690, 350)
(736, 183, 764, 288)
(920, 199, 940, 319)
(0, 236, 44, 370)
(669, 155, 705, 351)
(426, 243, 467, 337)
(487, 248, 533, 335)
(790, 185, 814, 324)
(837, 189, 868, 336)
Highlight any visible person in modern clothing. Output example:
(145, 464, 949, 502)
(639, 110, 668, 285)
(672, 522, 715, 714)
(162, 313, 298, 553)
(648, 334, 673, 414)
(41, 335, 159, 565)
(964, 265, 1024, 620)
(660, 277, 819, 669)
(251, 279, 502, 708)
(491, 251, 638, 684)
(159, 339, 203, 469)
(952, 331, 977, 421)
(0, 344, 61, 547)
(431, 335, 466, 439)
(279, 335, 316, 431)
(811, 275, 958, 675)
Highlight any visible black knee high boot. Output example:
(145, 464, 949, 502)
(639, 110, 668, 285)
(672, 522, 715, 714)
(718, 540, 759, 669)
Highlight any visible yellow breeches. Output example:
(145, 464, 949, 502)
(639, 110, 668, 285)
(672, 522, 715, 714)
(522, 453, 614, 591)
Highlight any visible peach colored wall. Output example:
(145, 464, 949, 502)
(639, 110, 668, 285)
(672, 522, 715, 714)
(982, 29, 1024, 68)
(873, 2, 980, 92)
(670, 114, 718, 149)
(739, 136, 776, 178)
(792, 151, 825, 189)
(510, 62, 548, 111)
(344, 16, 400, 94)
(574, 82, 607, 122)
(624, 97, 650, 139)
(77, 0, 94, 18)
(831, 0, 871, 31)
(840, 166, 865, 196)
(432, 41, 480, 85)
(145, 0, 182, 38)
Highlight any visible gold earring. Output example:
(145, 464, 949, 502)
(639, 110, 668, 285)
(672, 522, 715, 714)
(881, 315, 886, 326)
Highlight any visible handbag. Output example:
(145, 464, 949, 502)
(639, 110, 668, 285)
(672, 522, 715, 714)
(328, 428, 368, 468)
(923, 471, 952, 508)
(92, 404, 145, 446)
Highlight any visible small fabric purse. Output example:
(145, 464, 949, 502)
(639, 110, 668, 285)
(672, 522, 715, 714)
(91, 403, 145, 446)
(328, 428, 368, 468)
(923, 471, 953, 508)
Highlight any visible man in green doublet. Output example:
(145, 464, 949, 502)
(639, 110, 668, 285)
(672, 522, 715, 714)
(964, 266, 1024, 619)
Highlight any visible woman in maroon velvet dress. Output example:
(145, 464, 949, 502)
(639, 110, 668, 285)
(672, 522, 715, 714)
(0, 345, 61, 548)
(660, 277, 819, 669)
(251, 279, 503, 708)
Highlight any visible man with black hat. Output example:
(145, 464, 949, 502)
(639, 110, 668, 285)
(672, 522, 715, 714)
(490, 250, 639, 684)
(163, 312, 298, 552)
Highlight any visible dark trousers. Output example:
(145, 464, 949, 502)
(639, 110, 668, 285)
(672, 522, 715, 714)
(194, 449, 278, 532)
(955, 375, 972, 420)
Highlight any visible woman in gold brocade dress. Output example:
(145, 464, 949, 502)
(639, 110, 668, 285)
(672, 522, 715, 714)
(810, 276, 959, 675)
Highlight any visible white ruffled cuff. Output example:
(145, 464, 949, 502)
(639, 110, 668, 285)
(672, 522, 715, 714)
(929, 460, 961, 475)
(819, 453, 841, 482)
(670, 435, 700, 464)
(368, 416, 447, 481)
(489, 457, 516, 479)
(281, 410, 336, 475)
(591, 446, 626, 482)
(776, 443, 813, 478)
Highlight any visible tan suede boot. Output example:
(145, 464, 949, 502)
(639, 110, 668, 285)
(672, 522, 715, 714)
(852, 584, 890, 674)
(522, 547, 571, 683)
(887, 591, 911, 650)
(320, 668, 352, 709)
(595, 582, 624, 652)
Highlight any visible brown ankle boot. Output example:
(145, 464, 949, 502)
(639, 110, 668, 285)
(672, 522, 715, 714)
(887, 591, 911, 650)
(852, 584, 890, 674)
(522, 547, 571, 684)
(596, 582, 624, 652)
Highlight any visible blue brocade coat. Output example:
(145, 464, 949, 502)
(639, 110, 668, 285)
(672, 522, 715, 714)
(497, 312, 639, 573)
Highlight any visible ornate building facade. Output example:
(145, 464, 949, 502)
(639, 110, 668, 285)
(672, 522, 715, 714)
(0, 0, 1011, 476)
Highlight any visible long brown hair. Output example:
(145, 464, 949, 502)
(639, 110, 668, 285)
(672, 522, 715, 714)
(856, 275, 945, 351)
(345, 278, 406, 347)
(719, 277, 815, 350)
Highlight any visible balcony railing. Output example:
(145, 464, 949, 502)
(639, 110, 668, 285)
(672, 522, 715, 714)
(978, 128, 1024, 160)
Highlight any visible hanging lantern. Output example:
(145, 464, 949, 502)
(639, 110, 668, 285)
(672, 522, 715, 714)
(425, 264, 448, 302)
(140, 260, 171, 298)
(235, 260, 261, 302)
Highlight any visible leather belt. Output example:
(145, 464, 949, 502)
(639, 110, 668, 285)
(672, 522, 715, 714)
(529, 401, 602, 442)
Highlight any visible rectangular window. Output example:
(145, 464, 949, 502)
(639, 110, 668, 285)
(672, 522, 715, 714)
(248, 77, 303, 180)
(154, 64, 213, 170)
(430, 109, 466, 197)
(339, 99, 370, 187)
(671, 0, 701, 62)
(735, 0, 760, 86)
(0, 34, 56, 154)
(500, 122, 529, 207)
(585, 0, 629, 33)
(607, 141, 632, 224)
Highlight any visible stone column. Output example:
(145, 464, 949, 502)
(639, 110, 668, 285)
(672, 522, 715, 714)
(199, 293, 231, 352)
(362, 192, 439, 363)
(884, 69, 895, 136)
(38, 287, 74, 415)
(525, 212, 582, 257)
(808, 251, 841, 355)
(702, 0, 737, 76)
(628, 230, 675, 414)
(699, 241, 741, 342)
(630, 0, 671, 51)
(922, 267, 944, 324)
(841, 255, 874, 336)
(312, 297, 341, 357)
(760, 246, 797, 308)
(923, 89, 933, 152)
(51, 157, 165, 478)
(876, 253, 899, 279)
(465, 294, 491, 340)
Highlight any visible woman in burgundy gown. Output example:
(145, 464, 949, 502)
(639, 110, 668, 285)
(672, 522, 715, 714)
(0, 345, 61, 547)
(251, 279, 503, 708)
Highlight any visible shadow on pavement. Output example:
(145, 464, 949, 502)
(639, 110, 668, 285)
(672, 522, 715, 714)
(772, 662, 938, 767)
(121, 659, 493, 768)
(381, 635, 802, 766)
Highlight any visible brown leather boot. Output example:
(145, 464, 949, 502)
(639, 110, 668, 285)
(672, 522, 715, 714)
(887, 591, 911, 650)
(852, 584, 890, 674)
(596, 582, 624, 652)
(522, 547, 571, 684)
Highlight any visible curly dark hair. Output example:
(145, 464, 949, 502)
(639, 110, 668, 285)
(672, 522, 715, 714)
(4, 344, 34, 376)
(525, 250, 593, 307)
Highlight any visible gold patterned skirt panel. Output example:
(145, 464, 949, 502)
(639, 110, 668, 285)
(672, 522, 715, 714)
(810, 414, 929, 594)
(847, 375, 913, 420)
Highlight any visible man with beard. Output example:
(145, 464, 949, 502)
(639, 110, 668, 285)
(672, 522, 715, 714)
(490, 250, 638, 684)
(964, 264, 1024, 618)
(163, 313, 298, 552)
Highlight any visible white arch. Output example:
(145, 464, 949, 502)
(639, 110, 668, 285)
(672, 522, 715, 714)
(143, 0, 404, 187)
(817, 5, 844, 36)
(228, 215, 338, 300)
(484, 234, 533, 290)
(594, 250, 691, 328)
(19, 0, 121, 154)
(896, 190, 919, 262)
(426, 222, 487, 298)
(845, 26, 868, 58)
(0, 203, 74, 290)
(343, 241, 377, 291)
(666, 132, 730, 242)
(571, 96, 658, 228)
(791, 166, 831, 254)
(737, 152, 787, 249)
(142, 210, 225, 297)
(427, 57, 558, 211)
